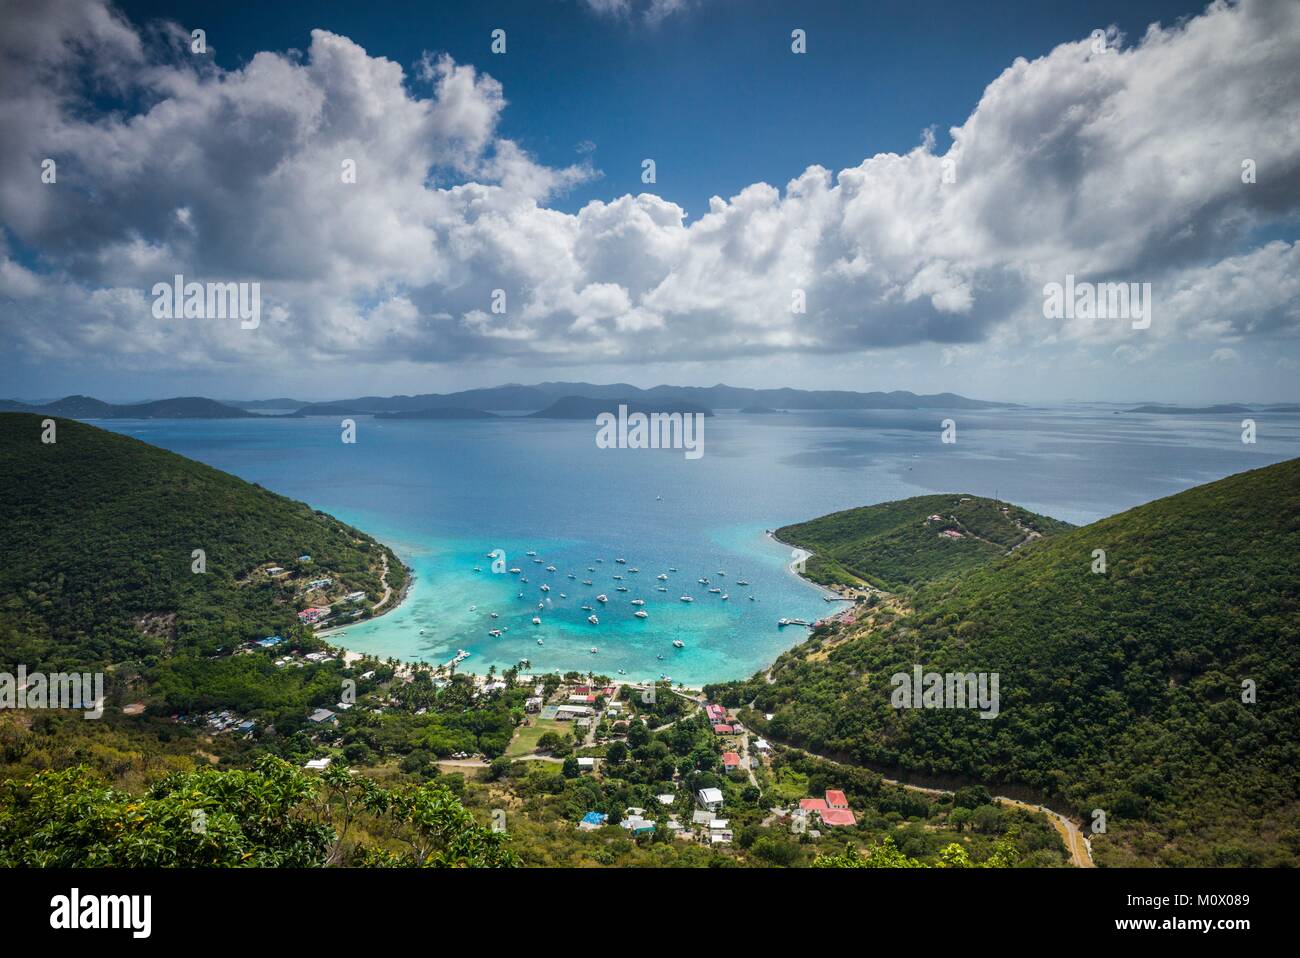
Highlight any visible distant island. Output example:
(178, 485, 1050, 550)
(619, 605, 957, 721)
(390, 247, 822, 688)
(374, 407, 499, 420)
(738, 406, 785, 414)
(528, 396, 713, 419)
(0, 395, 260, 419)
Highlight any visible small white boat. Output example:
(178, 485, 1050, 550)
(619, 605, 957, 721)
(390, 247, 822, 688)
(559, 592, 567, 598)
(582, 579, 593, 586)
(629, 568, 639, 573)
(532, 617, 541, 625)
(546, 565, 556, 572)
(657, 574, 668, 580)
(473, 566, 482, 572)
(698, 578, 709, 585)
(537, 638, 544, 645)
(490, 612, 498, 618)
(538, 602, 544, 610)
(520, 576, 528, 583)
(708, 588, 721, 594)
(673, 640, 684, 648)
(718, 571, 726, 576)
(615, 558, 626, 564)
(630, 598, 645, 606)
(540, 584, 550, 592)
(720, 594, 729, 600)
(680, 595, 694, 602)
(469, 605, 477, 612)
(634, 610, 648, 619)
(657, 587, 667, 592)
(589, 646, 599, 653)
(526, 551, 537, 556)
(489, 629, 502, 637)
(749, 596, 756, 601)
(588, 616, 599, 626)
(567, 573, 576, 579)
(616, 586, 628, 592)
(533, 558, 543, 564)
(419, 629, 425, 635)
(737, 580, 750, 586)
(582, 604, 593, 611)
(596, 594, 608, 603)
(509, 568, 521, 574)
(587, 567, 596, 572)
(612, 574, 623, 580)
(669, 567, 678, 572)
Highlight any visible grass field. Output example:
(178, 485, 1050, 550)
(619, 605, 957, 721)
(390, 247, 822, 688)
(506, 719, 565, 758)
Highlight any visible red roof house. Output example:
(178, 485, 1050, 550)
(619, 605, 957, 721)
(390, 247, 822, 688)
(825, 789, 848, 809)
(819, 808, 857, 827)
(722, 751, 741, 768)
(712, 723, 734, 735)
(799, 798, 829, 812)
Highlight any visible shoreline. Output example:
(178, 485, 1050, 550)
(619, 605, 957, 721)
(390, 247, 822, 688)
(316, 546, 414, 642)
(319, 531, 845, 687)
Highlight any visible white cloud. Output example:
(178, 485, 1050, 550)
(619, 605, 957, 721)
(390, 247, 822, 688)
(1, 0, 1298, 379)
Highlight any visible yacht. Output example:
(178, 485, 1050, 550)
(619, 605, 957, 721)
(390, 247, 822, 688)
(708, 587, 721, 594)
(596, 594, 608, 603)
(680, 595, 694, 602)
(612, 574, 623, 580)
(587, 567, 596, 572)
(720, 594, 729, 600)
(537, 638, 544, 645)
(532, 616, 541, 625)
(629, 568, 639, 573)
(656, 586, 668, 592)
(672, 640, 684, 648)
(582, 579, 593, 586)
(615, 558, 626, 564)
(509, 568, 521, 574)
(634, 610, 648, 619)
(657, 574, 668, 580)
(737, 579, 750, 586)
(698, 578, 709, 585)
(546, 565, 556, 572)
(669, 567, 678, 572)
(559, 592, 567, 598)
(582, 604, 593, 611)
(630, 598, 645, 606)
(540, 584, 550, 592)
(526, 551, 537, 556)
(718, 571, 727, 576)
(567, 573, 576, 579)
(488, 629, 502, 637)
(616, 586, 628, 592)
(587, 617, 598, 627)
(473, 566, 482, 572)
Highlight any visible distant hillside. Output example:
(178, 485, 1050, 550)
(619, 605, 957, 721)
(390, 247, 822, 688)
(777, 495, 1072, 591)
(1125, 403, 1254, 415)
(722, 459, 1300, 866)
(528, 396, 713, 419)
(0, 413, 403, 670)
(0, 396, 260, 419)
(738, 406, 785, 414)
(374, 407, 498, 420)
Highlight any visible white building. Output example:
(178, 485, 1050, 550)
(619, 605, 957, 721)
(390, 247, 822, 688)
(697, 787, 724, 812)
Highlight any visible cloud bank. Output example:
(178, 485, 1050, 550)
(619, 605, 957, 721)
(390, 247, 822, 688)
(0, 0, 1297, 379)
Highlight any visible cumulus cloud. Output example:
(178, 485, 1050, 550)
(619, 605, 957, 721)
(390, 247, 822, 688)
(0, 0, 1298, 379)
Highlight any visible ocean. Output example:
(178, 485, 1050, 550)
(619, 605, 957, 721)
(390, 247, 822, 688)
(100, 403, 1300, 684)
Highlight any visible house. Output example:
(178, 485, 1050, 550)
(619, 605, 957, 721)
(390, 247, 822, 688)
(705, 704, 727, 723)
(621, 816, 655, 835)
(657, 794, 676, 806)
(800, 797, 829, 812)
(555, 705, 592, 721)
(577, 757, 595, 770)
(297, 607, 330, 624)
(939, 529, 964, 539)
(578, 811, 608, 831)
(697, 787, 724, 812)
(819, 809, 857, 826)
(257, 635, 284, 648)
(826, 789, 849, 809)
(308, 708, 336, 724)
(709, 821, 733, 844)
(236, 720, 255, 734)
(344, 591, 366, 603)
(568, 694, 596, 704)
(692, 809, 715, 826)
(753, 738, 770, 752)
(524, 696, 543, 713)
(266, 566, 286, 576)
(306, 577, 333, 591)
(722, 751, 742, 770)
(927, 514, 944, 522)
(711, 723, 733, 735)
(303, 757, 331, 771)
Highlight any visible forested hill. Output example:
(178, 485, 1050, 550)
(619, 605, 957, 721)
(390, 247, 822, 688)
(0, 413, 404, 670)
(776, 494, 1073, 591)
(720, 459, 1300, 866)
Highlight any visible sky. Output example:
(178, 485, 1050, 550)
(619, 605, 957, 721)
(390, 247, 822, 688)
(1, 0, 1297, 403)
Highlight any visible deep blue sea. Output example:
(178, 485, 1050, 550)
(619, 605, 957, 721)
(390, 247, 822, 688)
(100, 404, 1300, 684)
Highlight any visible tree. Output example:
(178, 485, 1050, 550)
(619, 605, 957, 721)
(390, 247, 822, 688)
(606, 741, 628, 766)
(562, 756, 580, 778)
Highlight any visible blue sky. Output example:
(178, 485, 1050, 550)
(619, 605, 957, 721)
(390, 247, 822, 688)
(117, 0, 1206, 218)
(1, 0, 1298, 403)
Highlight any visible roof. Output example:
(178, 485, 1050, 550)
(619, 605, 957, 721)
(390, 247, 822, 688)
(800, 798, 829, 811)
(308, 708, 336, 722)
(697, 787, 724, 804)
(577, 757, 595, 767)
(711, 724, 733, 734)
(657, 794, 676, 805)
(581, 812, 607, 825)
(825, 789, 848, 808)
(722, 751, 741, 767)
(819, 809, 857, 826)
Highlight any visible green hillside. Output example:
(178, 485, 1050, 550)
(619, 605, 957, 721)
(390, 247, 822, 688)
(777, 494, 1073, 591)
(0, 413, 404, 670)
(720, 460, 1300, 866)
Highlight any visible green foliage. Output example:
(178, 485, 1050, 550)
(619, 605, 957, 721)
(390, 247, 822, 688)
(777, 494, 1071, 590)
(732, 459, 1300, 866)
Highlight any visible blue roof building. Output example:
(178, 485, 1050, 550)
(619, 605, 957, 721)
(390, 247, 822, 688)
(258, 635, 284, 648)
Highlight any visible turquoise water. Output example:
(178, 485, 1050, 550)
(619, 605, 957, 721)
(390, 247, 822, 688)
(101, 405, 1300, 683)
